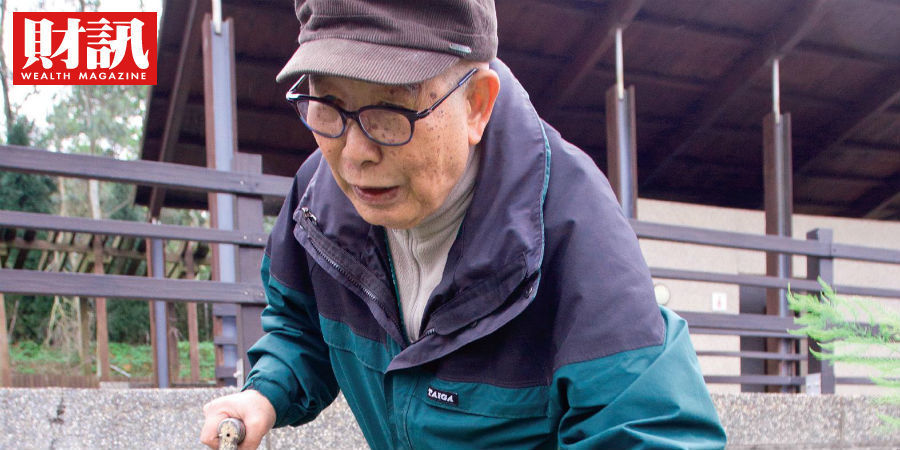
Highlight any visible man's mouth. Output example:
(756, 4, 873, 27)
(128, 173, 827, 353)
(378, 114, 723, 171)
(352, 185, 400, 204)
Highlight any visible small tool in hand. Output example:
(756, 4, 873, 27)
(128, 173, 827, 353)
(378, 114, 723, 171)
(217, 417, 246, 450)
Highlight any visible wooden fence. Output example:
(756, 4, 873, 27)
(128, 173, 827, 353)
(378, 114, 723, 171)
(1, 144, 899, 393)
(11, 373, 100, 388)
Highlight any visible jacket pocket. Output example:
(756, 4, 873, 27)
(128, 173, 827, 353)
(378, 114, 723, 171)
(406, 378, 554, 449)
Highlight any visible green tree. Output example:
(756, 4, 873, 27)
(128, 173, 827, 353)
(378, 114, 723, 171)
(1, 116, 58, 343)
(0, 118, 57, 214)
(37, 83, 150, 351)
(789, 281, 900, 428)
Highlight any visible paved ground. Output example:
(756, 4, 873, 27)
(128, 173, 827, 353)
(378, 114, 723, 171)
(1, 389, 899, 449)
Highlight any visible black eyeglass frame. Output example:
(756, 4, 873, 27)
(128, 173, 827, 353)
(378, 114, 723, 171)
(286, 68, 479, 146)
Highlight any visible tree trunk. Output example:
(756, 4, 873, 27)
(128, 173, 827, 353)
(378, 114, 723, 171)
(0, 292, 11, 387)
(7, 297, 19, 342)
(43, 298, 59, 347)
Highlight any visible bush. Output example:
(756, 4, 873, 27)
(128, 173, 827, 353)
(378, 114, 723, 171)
(107, 299, 150, 344)
(789, 279, 900, 428)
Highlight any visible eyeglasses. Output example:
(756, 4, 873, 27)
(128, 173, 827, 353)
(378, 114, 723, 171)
(286, 68, 478, 146)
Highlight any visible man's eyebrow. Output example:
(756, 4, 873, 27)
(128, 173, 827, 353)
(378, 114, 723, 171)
(397, 83, 420, 96)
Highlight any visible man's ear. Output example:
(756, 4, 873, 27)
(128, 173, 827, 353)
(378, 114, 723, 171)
(465, 68, 500, 146)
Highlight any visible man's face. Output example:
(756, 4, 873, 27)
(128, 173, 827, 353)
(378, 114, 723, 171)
(309, 72, 473, 229)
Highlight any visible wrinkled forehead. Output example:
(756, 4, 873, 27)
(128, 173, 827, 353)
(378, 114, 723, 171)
(308, 74, 421, 100)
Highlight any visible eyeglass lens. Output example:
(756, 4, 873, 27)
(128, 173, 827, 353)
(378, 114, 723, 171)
(297, 99, 413, 145)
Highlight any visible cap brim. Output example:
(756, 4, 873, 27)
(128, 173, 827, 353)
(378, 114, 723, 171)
(276, 38, 460, 85)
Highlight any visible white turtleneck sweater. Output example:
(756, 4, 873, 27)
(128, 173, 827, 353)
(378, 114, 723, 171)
(386, 147, 479, 341)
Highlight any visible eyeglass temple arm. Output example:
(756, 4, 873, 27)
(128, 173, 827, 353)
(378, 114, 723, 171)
(286, 75, 309, 101)
(414, 68, 478, 119)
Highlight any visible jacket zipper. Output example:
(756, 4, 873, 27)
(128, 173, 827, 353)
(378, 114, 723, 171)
(415, 328, 436, 342)
(299, 207, 405, 343)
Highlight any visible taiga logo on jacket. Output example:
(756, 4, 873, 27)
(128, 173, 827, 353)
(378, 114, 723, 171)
(427, 386, 459, 406)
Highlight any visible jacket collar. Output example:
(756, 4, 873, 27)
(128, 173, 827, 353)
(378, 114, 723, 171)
(293, 59, 551, 368)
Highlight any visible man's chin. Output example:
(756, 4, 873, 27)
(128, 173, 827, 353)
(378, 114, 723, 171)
(356, 207, 420, 230)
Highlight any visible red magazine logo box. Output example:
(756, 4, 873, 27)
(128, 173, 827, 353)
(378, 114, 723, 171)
(12, 12, 157, 85)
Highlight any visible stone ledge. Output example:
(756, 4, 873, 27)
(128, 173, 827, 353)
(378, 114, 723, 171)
(1, 389, 898, 449)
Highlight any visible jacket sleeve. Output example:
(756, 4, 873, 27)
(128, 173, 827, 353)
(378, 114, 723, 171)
(552, 308, 727, 449)
(242, 154, 340, 428)
(539, 131, 725, 448)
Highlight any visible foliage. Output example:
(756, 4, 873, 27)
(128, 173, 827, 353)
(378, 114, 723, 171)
(0, 0, 211, 362)
(0, 115, 56, 214)
(107, 299, 150, 344)
(788, 279, 900, 427)
(0, 116, 57, 212)
(10, 340, 216, 381)
(1, 114, 58, 342)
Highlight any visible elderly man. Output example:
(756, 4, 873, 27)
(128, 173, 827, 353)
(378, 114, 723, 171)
(202, 0, 726, 448)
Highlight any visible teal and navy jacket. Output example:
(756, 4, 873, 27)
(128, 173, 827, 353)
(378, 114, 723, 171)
(244, 60, 726, 449)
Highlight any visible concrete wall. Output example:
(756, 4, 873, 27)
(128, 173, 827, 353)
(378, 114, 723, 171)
(635, 199, 900, 394)
(1, 388, 899, 449)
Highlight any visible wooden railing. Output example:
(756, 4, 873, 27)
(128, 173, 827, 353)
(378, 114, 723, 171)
(0, 144, 287, 387)
(632, 219, 900, 393)
(1, 144, 899, 393)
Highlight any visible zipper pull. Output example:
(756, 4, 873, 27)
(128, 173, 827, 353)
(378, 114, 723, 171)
(301, 206, 318, 225)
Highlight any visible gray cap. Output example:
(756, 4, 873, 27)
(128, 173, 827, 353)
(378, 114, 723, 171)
(277, 0, 498, 85)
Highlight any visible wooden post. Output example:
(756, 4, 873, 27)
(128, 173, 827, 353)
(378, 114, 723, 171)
(0, 293, 11, 387)
(79, 296, 91, 375)
(185, 243, 200, 383)
(806, 228, 836, 394)
(93, 236, 110, 381)
(763, 111, 795, 392)
(167, 302, 180, 384)
(234, 153, 266, 380)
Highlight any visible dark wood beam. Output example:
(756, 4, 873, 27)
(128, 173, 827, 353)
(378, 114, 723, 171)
(221, 0, 293, 13)
(851, 170, 900, 219)
(662, 156, 885, 187)
(149, 0, 206, 218)
(143, 136, 308, 162)
(840, 140, 900, 155)
(537, 0, 647, 113)
(748, 87, 846, 109)
(594, 64, 709, 91)
(635, 10, 757, 42)
(641, 0, 830, 190)
(796, 41, 900, 66)
(793, 197, 853, 209)
(864, 191, 900, 220)
(158, 47, 287, 74)
(148, 94, 296, 120)
(788, 68, 900, 217)
(797, 70, 900, 175)
(639, 184, 761, 210)
(799, 172, 884, 187)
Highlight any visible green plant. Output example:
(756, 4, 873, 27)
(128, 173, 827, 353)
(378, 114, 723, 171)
(788, 279, 900, 428)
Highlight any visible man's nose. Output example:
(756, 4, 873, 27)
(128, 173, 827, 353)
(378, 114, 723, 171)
(342, 120, 382, 168)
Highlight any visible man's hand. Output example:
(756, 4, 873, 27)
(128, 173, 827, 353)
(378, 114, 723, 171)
(201, 390, 276, 450)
